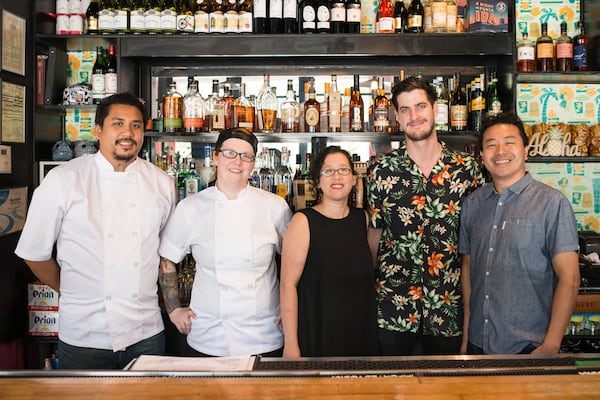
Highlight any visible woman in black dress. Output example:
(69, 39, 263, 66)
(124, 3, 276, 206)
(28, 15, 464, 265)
(280, 146, 379, 357)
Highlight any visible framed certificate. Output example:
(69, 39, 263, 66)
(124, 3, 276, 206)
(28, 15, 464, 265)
(1, 81, 26, 143)
(2, 10, 26, 76)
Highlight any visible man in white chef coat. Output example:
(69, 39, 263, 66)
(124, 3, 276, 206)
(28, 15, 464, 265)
(16, 93, 176, 369)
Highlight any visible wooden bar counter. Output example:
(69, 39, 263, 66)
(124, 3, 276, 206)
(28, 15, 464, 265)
(2, 354, 600, 399)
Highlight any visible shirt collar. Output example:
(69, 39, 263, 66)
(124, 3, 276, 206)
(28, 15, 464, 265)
(485, 172, 532, 198)
(94, 152, 139, 174)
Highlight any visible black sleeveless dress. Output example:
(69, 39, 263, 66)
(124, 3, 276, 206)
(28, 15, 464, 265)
(296, 207, 379, 357)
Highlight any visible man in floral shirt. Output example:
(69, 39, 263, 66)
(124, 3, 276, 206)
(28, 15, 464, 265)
(366, 77, 483, 355)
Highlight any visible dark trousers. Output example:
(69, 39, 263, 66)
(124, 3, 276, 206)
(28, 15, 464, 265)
(181, 339, 283, 358)
(378, 328, 462, 356)
(58, 331, 165, 369)
(467, 341, 538, 355)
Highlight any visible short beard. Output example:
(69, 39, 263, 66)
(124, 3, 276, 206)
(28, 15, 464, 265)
(112, 152, 136, 162)
(405, 123, 435, 142)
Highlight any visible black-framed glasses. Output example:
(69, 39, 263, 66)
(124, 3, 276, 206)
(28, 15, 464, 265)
(320, 167, 353, 177)
(219, 149, 256, 162)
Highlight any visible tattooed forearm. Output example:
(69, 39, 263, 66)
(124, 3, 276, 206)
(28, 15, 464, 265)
(159, 257, 181, 314)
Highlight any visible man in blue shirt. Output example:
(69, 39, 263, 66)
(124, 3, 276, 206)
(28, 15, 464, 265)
(459, 112, 580, 355)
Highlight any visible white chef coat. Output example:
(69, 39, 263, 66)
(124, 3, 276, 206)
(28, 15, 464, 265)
(16, 153, 176, 351)
(159, 184, 292, 356)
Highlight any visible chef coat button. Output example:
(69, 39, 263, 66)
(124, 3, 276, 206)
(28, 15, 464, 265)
(130, 203, 136, 208)
(247, 284, 253, 289)
(105, 296, 111, 301)
(223, 316, 228, 320)
(133, 262, 139, 268)
(107, 233, 114, 238)
(250, 315, 256, 320)
(132, 293, 138, 299)
(217, 260, 223, 265)
(131, 231, 138, 236)
(244, 259, 251, 263)
(222, 286, 227, 291)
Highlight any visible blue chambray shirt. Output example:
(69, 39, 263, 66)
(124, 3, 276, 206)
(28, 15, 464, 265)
(458, 173, 579, 354)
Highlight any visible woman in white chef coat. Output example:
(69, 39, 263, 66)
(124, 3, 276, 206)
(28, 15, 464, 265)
(158, 128, 292, 357)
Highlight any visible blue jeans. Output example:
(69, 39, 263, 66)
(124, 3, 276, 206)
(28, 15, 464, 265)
(58, 331, 165, 369)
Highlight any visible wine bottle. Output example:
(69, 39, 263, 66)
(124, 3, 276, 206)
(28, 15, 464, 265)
(556, 22, 573, 72)
(469, 77, 484, 131)
(238, 0, 254, 33)
(269, 0, 284, 33)
(394, 0, 407, 33)
(145, 0, 162, 33)
(104, 44, 118, 97)
(129, 0, 146, 34)
(224, 0, 239, 33)
(330, 0, 346, 33)
(376, 0, 394, 33)
(485, 73, 501, 117)
(431, 0, 446, 33)
(113, 0, 130, 34)
(316, 0, 330, 33)
(254, 0, 269, 33)
(177, 0, 196, 33)
(573, 20, 589, 71)
(300, 0, 317, 33)
(345, 0, 360, 33)
(161, 0, 178, 33)
(86, 0, 100, 34)
(536, 22, 554, 72)
(349, 74, 364, 132)
(195, 0, 211, 33)
(406, 0, 424, 33)
(283, 0, 298, 33)
(91, 46, 105, 104)
(98, 0, 115, 34)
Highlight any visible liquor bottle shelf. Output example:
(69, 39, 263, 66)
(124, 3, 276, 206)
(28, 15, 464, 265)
(516, 72, 600, 84)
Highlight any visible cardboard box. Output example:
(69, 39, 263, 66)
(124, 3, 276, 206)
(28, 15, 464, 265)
(468, 0, 508, 32)
(65, 108, 97, 142)
(67, 50, 96, 87)
(27, 282, 59, 311)
(28, 310, 59, 337)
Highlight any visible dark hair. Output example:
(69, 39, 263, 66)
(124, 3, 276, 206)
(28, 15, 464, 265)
(479, 112, 529, 148)
(309, 146, 355, 188)
(391, 77, 437, 111)
(214, 127, 258, 154)
(95, 92, 149, 127)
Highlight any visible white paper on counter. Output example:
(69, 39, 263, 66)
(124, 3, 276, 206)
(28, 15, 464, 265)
(125, 355, 256, 371)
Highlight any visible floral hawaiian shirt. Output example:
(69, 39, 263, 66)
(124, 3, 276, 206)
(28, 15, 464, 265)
(366, 141, 483, 337)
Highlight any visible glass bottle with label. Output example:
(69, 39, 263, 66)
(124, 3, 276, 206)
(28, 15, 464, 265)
(431, 0, 446, 33)
(349, 74, 364, 132)
(281, 79, 301, 132)
(269, 0, 283, 33)
(485, 73, 501, 117)
(145, 0, 162, 33)
(194, 0, 211, 33)
(161, 0, 178, 33)
(209, 0, 226, 33)
(98, 0, 115, 34)
(238, 0, 253, 33)
(301, 0, 317, 33)
(177, 0, 195, 33)
(91, 46, 105, 104)
(104, 44, 118, 96)
(199, 145, 215, 189)
(185, 161, 202, 197)
(394, 0, 407, 33)
(163, 82, 184, 133)
(276, 146, 293, 206)
(330, 0, 346, 33)
(129, 0, 146, 33)
(516, 31, 536, 72)
(233, 83, 255, 129)
(316, 0, 330, 33)
(434, 77, 449, 132)
(253, 0, 269, 33)
(377, 0, 394, 33)
(205, 79, 221, 132)
(86, 0, 100, 34)
(573, 20, 588, 71)
(113, 0, 130, 33)
(183, 79, 204, 133)
(328, 75, 342, 132)
(406, 0, 424, 33)
(373, 77, 390, 132)
(445, 0, 456, 33)
(345, 0, 361, 33)
(469, 78, 484, 131)
(304, 78, 321, 133)
(283, 0, 298, 33)
(256, 73, 278, 132)
(449, 73, 467, 132)
(224, 0, 239, 33)
(422, 0, 432, 32)
(556, 22, 573, 72)
(536, 22, 554, 72)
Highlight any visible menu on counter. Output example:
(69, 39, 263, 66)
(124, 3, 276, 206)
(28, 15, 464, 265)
(125, 355, 256, 372)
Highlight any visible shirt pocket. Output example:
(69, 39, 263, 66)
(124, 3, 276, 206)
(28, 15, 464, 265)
(502, 218, 534, 251)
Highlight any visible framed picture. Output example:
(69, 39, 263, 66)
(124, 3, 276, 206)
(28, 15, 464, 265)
(2, 10, 26, 76)
(39, 161, 67, 185)
(0, 186, 27, 236)
(1, 81, 26, 143)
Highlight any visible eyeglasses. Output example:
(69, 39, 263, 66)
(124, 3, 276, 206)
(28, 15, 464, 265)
(219, 149, 256, 162)
(320, 167, 353, 177)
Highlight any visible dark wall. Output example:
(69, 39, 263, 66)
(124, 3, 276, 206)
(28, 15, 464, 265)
(0, 0, 36, 342)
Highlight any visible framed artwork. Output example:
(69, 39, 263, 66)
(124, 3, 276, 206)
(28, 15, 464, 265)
(0, 186, 27, 236)
(2, 10, 26, 76)
(1, 81, 26, 143)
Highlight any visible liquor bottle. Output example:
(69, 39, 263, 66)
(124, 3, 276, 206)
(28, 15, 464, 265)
(195, 0, 211, 33)
(98, 0, 115, 34)
(254, 0, 269, 33)
(376, 0, 394, 33)
(238, 0, 253, 33)
(183, 79, 204, 133)
(113, 0, 130, 33)
(233, 82, 255, 129)
(423, 0, 432, 32)
(163, 81, 184, 132)
(178, 0, 195, 33)
(449, 73, 467, 131)
(304, 78, 320, 133)
(224, 0, 239, 33)
(469, 77, 484, 131)
(145, 0, 162, 33)
(129, 0, 146, 33)
(259, 147, 275, 192)
(328, 74, 342, 132)
(320, 82, 330, 130)
(205, 79, 220, 132)
(269, 0, 283, 33)
(256, 73, 278, 132)
(91, 46, 105, 104)
(199, 145, 215, 189)
(292, 153, 306, 210)
(177, 157, 190, 202)
(300, 0, 317, 33)
(516, 31, 536, 72)
(434, 77, 449, 132)
(86, 0, 100, 34)
(445, 0, 456, 33)
(303, 153, 317, 207)
(536, 22, 554, 72)
(330, 0, 346, 33)
(573, 20, 588, 71)
(556, 22, 573, 72)
(345, 0, 360, 33)
(373, 77, 390, 132)
(394, 0, 407, 33)
(283, 0, 298, 33)
(316, 0, 330, 33)
(349, 74, 364, 132)
(216, 83, 234, 129)
(281, 79, 301, 132)
(185, 161, 202, 196)
(161, 0, 178, 33)
(431, 0, 446, 33)
(104, 44, 118, 96)
(276, 146, 293, 205)
(406, 0, 424, 33)
(485, 73, 501, 117)
(209, 0, 226, 33)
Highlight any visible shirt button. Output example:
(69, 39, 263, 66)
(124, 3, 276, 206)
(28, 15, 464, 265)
(223, 316, 228, 320)
(107, 233, 114, 238)
(489, 248, 493, 252)
(484, 319, 489, 323)
(250, 315, 256, 320)
(247, 284, 253, 289)
(133, 262, 139, 268)
(486, 271, 490, 276)
(217, 260, 223, 265)
(498, 202, 503, 206)
(485, 295, 489, 299)
(132, 293, 138, 299)
(244, 259, 251, 263)
(222, 286, 228, 291)
(131, 231, 138, 236)
(130, 203, 136, 208)
(493, 225, 497, 229)
(105, 296, 112, 301)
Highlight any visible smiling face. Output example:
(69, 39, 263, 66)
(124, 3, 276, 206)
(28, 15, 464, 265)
(212, 138, 255, 188)
(481, 123, 528, 193)
(394, 89, 437, 142)
(317, 152, 357, 202)
(95, 104, 145, 171)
